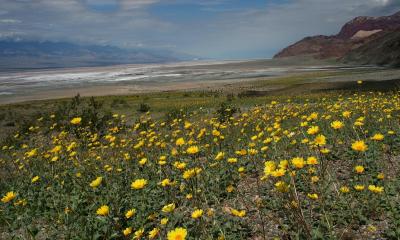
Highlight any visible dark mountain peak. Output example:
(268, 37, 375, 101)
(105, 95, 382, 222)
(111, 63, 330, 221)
(350, 16, 373, 23)
(392, 10, 400, 16)
(337, 11, 400, 39)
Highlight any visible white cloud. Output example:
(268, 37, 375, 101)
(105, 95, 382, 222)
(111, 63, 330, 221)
(372, 0, 390, 6)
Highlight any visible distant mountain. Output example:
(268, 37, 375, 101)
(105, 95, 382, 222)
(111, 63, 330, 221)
(274, 11, 400, 67)
(0, 40, 194, 70)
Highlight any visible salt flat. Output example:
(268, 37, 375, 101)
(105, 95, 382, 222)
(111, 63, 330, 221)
(0, 58, 394, 104)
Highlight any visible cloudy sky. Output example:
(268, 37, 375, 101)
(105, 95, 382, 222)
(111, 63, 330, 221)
(0, 0, 399, 59)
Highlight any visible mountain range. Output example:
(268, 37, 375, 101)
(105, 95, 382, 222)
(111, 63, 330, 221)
(0, 40, 194, 70)
(274, 11, 400, 67)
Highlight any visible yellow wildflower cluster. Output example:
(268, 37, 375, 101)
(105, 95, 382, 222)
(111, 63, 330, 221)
(0, 91, 397, 238)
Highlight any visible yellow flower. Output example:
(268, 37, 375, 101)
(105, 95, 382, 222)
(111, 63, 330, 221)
(89, 176, 102, 188)
(357, 80, 363, 84)
(25, 148, 38, 158)
(226, 185, 235, 193)
(320, 148, 331, 154)
(279, 160, 288, 169)
(212, 129, 221, 136)
(271, 168, 286, 177)
(330, 120, 344, 129)
(342, 111, 351, 118)
(230, 209, 246, 217)
(307, 126, 319, 135)
(191, 209, 203, 219)
(307, 193, 318, 200)
(377, 173, 385, 180)
(161, 217, 169, 225)
(139, 158, 147, 166)
(186, 193, 193, 199)
(160, 178, 172, 187)
(148, 227, 160, 239)
(306, 156, 318, 165)
(264, 161, 276, 176)
(176, 137, 185, 146)
(236, 149, 247, 156)
(231, 208, 246, 218)
(96, 205, 109, 216)
(167, 227, 187, 240)
(184, 121, 192, 129)
(123, 227, 132, 236)
(340, 186, 350, 193)
(354, 185, 365, 191)
(215, 152, 225, 160)
(207, 208, 215, 217)
(351, 140, 368, 152)
(14, 199, 27, 206)
(274, 181, 289, 193)
(368, 185, 384, 193)
(186, 146, 199, 154)
(174, 161, 186, 170)
(125, 209, 136, 219)
(70, 117, 82, 125)
(354, 165, 364, 174)
(314, 134, 326, 146)
(311, 176, 319, 183)
(309, 112, 318, 120)
(227, 158, 237, 163)
(50, 145, 62, 153)
(1, 191, 16, 203)
(371, 133, 384, 141)
(162, 203, 176, 213)
(133, 228, 144, 239)
(367, 225, 377, 232)
(31, 176, 40, 183)
(354, 121, 364, 127)
(131, 179, 147, 189)
(291, 157, 305, 169)
(183, 168, 201, 179)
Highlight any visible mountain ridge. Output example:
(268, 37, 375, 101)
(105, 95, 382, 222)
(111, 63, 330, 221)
(274, 10, 400, 66)
(0, 40, 194, 70)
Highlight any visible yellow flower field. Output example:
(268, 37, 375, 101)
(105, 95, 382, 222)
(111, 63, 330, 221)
(1, 90, 400, 239)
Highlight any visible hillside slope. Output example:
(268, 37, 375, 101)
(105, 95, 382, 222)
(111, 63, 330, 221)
(274, 11, 400, 66)
(342, 30, 400, 67)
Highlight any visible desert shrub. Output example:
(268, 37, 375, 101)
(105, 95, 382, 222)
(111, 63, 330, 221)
(226, 93, 235, 102)
(138, 103, 151, 113)
(216, 102, 239, 122)
(110, 98, 129, 108)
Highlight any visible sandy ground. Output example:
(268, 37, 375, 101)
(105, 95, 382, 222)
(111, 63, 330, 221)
(0, 77, 259, 104)
(0, 58, 399, 105)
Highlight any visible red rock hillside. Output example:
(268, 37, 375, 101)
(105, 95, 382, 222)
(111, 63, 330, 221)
(274, 11, 400, 60)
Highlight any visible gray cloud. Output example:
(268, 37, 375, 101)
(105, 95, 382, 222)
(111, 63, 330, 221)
(0, 0, 399, 59)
